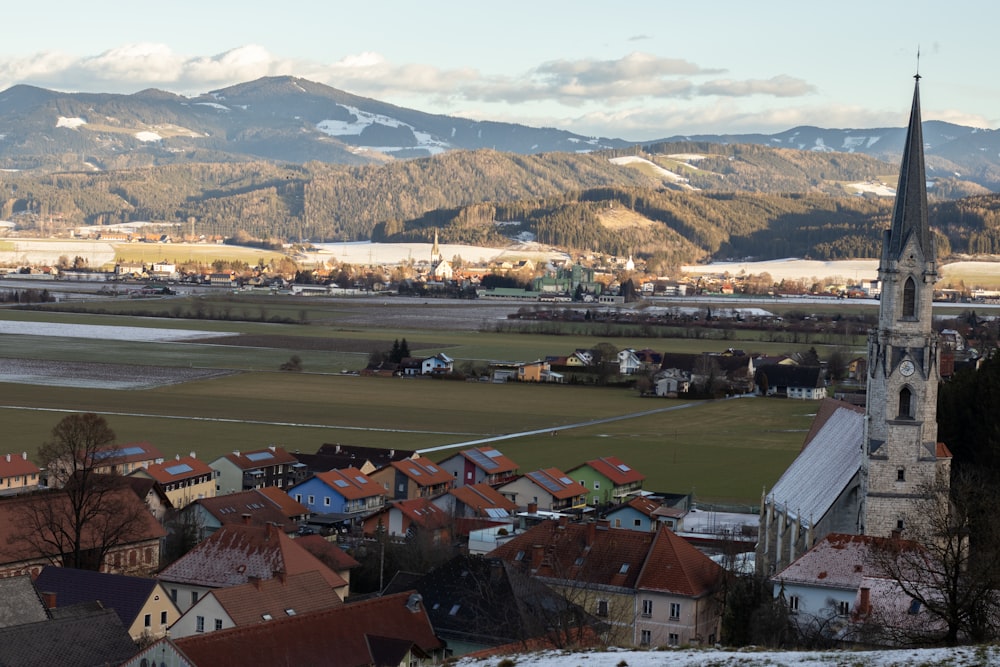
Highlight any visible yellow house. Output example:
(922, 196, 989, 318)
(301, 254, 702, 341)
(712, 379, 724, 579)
(517, 360, 550, 382)
(0, 452, 40, 495)
(132, 454, 216, 509)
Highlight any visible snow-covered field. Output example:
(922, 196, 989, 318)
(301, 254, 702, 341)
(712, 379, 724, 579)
(0, 239, 117, 267)
(305, 241, 570, 266)
(0, 358, 234, 390)
(0, 321, 232, 342)
(453, 644, 997, 667)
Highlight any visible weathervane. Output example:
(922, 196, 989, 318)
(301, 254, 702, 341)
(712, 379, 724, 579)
(915, 46, 921, 80)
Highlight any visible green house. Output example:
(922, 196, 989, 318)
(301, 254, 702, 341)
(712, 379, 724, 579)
(567, 456, 646, 507)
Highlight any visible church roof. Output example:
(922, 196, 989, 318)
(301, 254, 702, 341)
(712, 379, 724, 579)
(886, 76, 932, 262)
(766, 399, 864, 527)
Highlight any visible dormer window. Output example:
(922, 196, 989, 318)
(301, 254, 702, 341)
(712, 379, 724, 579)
(902, 277, 916, 318)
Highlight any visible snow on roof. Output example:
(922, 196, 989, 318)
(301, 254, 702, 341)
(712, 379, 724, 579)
(766, 402, 864, 527)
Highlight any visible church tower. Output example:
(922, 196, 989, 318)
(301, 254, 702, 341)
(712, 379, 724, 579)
(862, 75, 950, 538)
(431, 230, 441, 264)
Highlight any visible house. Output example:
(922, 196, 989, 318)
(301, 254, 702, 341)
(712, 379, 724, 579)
(436, 447, 519, 488)
(0, 603, 138, 667)
(370, 458, 454, 501)
(209, 445, 308, 494)
(756, 364, 826, 399)
(127, 592, 445, 667)
(758, 399, 865, 576)
(516, 359, 563, 383)
(0, 575, 49, 628)
(288, 467, 387, 517)
(658, 352, 755, 395)
(617, 348, 642, 375)
(385, 554, 599, 656)
(497, 468, 588, 512)
(491, 519, 724, 647)
(130, 453, 216, 508)
(46, 441, 164, 486)
(293, 534, 361, 591)
(363, 497, 452, 543)
(157, 522, 348, 612)
(0, 487, 166, 577)
(180, 487, 309, 539)
(123, 475, 173, 522)
(604, 496, 667, 533)
(421, 353, 454, 375)
(0, 452, 40, 496)
(34, 565, 181, 641)
(293, 443, 418, 476)
(653, 368, 691, 396)
(443, 482, 519, 520)
(169, 570, 343, 638)
(567, 456, 645, 506)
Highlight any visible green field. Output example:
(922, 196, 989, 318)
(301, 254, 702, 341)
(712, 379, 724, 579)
(0, 297, 833, 505)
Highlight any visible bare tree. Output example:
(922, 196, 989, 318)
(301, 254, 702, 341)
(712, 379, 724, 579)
(13, 413, 151, 570)
(864, 470, 1000, 645)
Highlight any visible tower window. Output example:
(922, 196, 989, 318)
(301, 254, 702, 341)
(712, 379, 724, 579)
(897, 468, 905, 482)
(902, 277, 916, 318)
(898, 387, 913, 419)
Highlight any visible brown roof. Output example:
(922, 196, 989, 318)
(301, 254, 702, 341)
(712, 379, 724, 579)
(142, 454, 214, 484)
(625, 495, 662, 518)
(223, 446, 298, 471)
(575, 456, 645, 485)
(635, 525, 723, 597)
(391, 459, 454, 487)
(210, 570, 343, 626)
(157, 523, 347, 590)
(294, 535, 360, 572)
(0, 487, 165, 566)
(491, 520, 721, 597)
(312, 468, 386, 500)
(193, 489, 305, 529)
(393, 497, 451, 530)
(174, 591, 442, 667)
(449, 483, 518, 514)
(254, 486, 309, 517)
(0, 452, 39, 478)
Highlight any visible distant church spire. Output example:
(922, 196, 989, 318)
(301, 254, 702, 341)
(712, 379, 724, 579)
(885, 75, 932, 262)
(431, 230, 441, 264)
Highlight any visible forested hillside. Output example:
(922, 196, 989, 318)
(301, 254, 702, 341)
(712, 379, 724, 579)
(2, 145, 1000, 261)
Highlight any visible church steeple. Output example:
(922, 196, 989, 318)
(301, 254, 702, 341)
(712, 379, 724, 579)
(885, 76, 933, 263)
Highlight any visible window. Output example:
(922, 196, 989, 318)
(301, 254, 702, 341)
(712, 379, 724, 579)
(191, 591, 199, 605)
(597, 600, 609, 617)
(593, 480, 600, 489)
(897, 519, 905, 531)
(295, 494, 301, 502)
(144, 613, 151, 628)
(614, 518, 622, 528)
(897, 468, 906, 482)
(669, 602, 681, 620)
(634, 518, 642, 527)
(640, 629, 652, 646)
(902, 277, 916, 318)
(308, 495, 315, 504)
(196, 616, 205, 633)
(642, 599, 653, 617)
(668, 633, 680, 646)
(170, 588, 177, 603)
(324, 496, 331, 506)
(788, 595, 800, 613)
(215, 618, 223, 630)
(837, 600, 851, 616)
(160, 611, 168, 625)
(898, 387, 913, 419)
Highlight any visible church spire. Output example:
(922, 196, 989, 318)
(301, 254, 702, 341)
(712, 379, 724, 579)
(885, 76, 932, 263)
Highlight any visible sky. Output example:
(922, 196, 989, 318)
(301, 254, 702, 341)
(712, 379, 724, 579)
(1, 0, 997, 141)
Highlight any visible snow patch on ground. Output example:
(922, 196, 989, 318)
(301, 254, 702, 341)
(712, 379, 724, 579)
(316, 104, 450, 154)
(0, 321, 232, 342)
(56, 117, 86, 129)
(134, 131, 162, 142)
(847, 181, 895, 196)
(193, 102, 230, 111)
(306, 241, 568, 266)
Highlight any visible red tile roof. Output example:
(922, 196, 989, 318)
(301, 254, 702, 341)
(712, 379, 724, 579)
(635, 526, 723, 597)
(393, 497, 451, 531)
(174, 591, 442, 667)
(459, 447, 519, 474)
(576, 456, 645, 485)
(254, 486, 308, 517)
(449, 483, 518, 514)
(625, 495, 662, 517)
(391, 459, 453, 487)
(294, 535, 360, 572)
(313, 467, 386, 500)
(97, 441, 163, 465)
(157, 523, 347, 590)
(192, 489, 304, 529)
(209, 570, 343, 626)
(0, 452, 39, 478)
(142, 454, 213, 484)
(524, 468, 588, 500)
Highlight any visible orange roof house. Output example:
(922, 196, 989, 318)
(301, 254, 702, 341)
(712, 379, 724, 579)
(436, 447, 519, 488)
(131, 453, 216, 508)
(370, 458, 454, 501)
(362, 497, 452, 543)
(0, 452, 40, 496)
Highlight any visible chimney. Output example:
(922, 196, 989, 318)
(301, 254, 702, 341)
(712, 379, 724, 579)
(586, 521, 596, 546)
(4, 454, 9, 463)
(527, 502, 538, 514)
(233, 450, 241, 457)
(531, 544, 545, 569)
(389, 449, 395, 458)
(859, 587, 871, 616)
(268, 445, 276, 452)
(406, 593, 422, 612)
(22, 452, 27, 460)
(190, 451, 196, 459)
(275, 569, 286, 584)
(335, 444, 341, 454)
(41, 591, 57, 609)
(241, 513, 252, 525)
(175, 454, 181, 460)
(248, 576, 262, 590)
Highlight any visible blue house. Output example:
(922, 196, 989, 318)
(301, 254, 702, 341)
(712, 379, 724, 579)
(288, 467, 387, 517)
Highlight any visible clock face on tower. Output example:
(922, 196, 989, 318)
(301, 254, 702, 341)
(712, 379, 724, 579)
(899, 360, 915, 377)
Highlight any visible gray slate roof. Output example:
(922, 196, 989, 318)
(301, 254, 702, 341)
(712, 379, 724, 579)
(0, 575, 48, 628)
(0, 605, 137, 667)
(34, 565, 160, 628)
(766, 400, 864, 527)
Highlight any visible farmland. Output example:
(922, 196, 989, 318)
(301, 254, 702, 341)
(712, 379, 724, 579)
(0, 294, 856, 505)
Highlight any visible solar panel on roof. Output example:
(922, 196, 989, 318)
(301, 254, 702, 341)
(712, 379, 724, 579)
(425, 464, 438, 472)
(484, 449, 502, 458)
(354, 476, 368, 485)
(559, 476, 574, 485)
(527, 471, 562, 493)
(333, 479, 349, 488)
(617, 464, 631, 472)
(164, 463, 193, 475)
(245, 452, 275, 462)
(119, 446, 148, 457)
(409, 468, 422, 476)
(465, 449, 498, 471)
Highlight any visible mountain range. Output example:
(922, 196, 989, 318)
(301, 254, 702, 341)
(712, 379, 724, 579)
(1, 75, 998, 191)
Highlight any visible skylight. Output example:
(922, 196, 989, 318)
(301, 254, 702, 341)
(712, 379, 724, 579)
(164, 463, 194, 475)
(333, 479, 349, 488)
(619, 563, 630, 574)
(354, 476, 368, 485)
(617, 464, 631, 472)
(559, 477, 574, 485)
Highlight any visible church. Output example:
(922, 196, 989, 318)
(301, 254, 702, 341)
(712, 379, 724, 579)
(757, 76, 953, 575)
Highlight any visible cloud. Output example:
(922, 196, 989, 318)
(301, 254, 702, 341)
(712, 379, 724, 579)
(698, 75, 816, 98)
